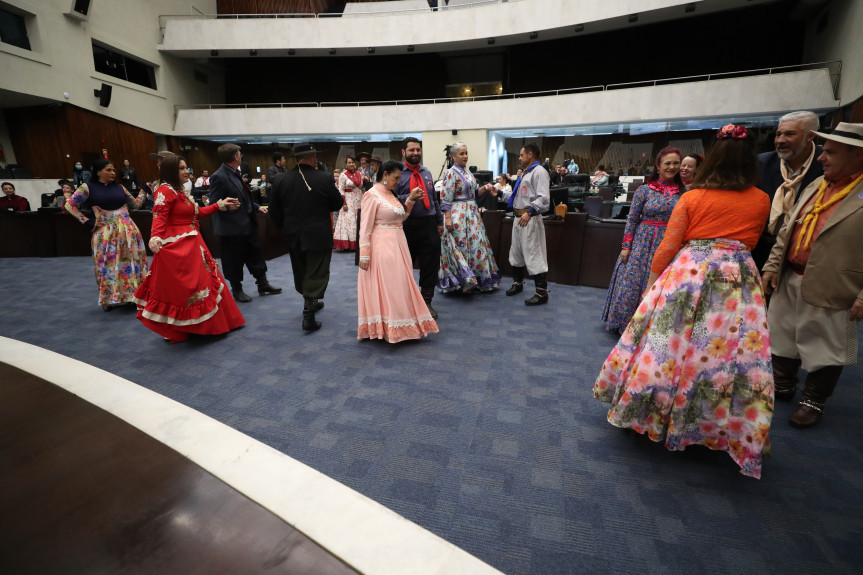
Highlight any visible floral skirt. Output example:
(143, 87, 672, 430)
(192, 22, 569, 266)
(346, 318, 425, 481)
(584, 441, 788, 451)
(593, 239, 774, 479)
(91, 206, 148, 306)
(438, 202, 501, 293)
(333, 191, 361, 250)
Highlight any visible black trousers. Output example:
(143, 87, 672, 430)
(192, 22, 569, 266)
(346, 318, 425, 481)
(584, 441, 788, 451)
(402, 216, 440, 294)
(289, 249, 332, 299)
(219, 232, 267, 286)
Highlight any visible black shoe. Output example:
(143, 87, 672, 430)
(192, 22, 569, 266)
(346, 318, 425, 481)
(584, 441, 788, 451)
(312, 299, 324, 312)
(302, 297, 321, 331)
(256, 276, 283, 296)
(422, 293, 438, 319)
(774, 385, 797, 401)
(233, 290, 253, 303)
(506, 282, 523, 296)
(525, 291, 548, 306)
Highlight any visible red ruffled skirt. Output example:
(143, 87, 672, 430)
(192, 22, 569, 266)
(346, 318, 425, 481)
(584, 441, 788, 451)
(133, 233, 245, 342)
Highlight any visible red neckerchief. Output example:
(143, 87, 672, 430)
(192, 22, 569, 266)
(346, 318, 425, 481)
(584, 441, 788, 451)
(647, 179, 680, 196)
(344, 169, 362, 189)
(406, 163, 430, 208)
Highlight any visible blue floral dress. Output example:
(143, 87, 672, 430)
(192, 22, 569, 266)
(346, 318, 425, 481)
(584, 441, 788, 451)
(438, 165, 501, 292)
(601, 181, 682, 332)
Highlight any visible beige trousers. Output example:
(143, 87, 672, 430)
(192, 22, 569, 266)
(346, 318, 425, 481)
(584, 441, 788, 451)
(509, 216, 548, 276)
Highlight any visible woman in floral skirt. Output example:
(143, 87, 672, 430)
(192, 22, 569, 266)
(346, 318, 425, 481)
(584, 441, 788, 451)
(438, 143, 501, 294)
(601, 147, 686, 332)
(593, 125, 774, 479)
(333, 155, 364, 250)
(66, 159, 149, 310)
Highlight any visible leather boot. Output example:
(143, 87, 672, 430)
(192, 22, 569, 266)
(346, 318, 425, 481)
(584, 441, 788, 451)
(302, 297, 321, 332)
(310, 299, 324, 312)
(506, 266, 525, 296)
(772, 354, 801, 401)
(255, 274, 283, 296)
(789, 365, 842, 428)
(231, 282, 252, 303)
(525, 273, 549, 306)
(422, 291, 438, 320)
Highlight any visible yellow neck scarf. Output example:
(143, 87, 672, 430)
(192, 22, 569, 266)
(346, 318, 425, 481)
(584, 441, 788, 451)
(793, 173, 863, 256)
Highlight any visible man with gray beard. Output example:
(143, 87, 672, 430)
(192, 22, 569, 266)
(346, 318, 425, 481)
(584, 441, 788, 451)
(751, 111, 823, 270)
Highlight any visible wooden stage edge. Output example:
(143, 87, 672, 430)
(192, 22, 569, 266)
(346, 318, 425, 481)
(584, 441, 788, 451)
(0, 337, 502, 575)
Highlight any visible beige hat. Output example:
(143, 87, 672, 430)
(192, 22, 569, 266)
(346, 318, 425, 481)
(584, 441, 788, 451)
(148, 151, 173, 161)
(813, 122, 863, 148)
(370, 154, 383, 163)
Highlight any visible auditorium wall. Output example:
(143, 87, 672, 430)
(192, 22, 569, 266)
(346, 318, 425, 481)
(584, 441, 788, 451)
(421, 130, 489, 174)
(804, 0, 863, 106)
(0, 0, 222, 143)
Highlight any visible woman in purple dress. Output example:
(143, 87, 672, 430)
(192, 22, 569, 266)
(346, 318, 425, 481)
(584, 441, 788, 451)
(601, 147, 685, 333)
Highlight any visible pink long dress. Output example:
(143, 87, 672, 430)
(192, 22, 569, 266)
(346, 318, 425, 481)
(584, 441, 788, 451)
(357, 185, 439, 343)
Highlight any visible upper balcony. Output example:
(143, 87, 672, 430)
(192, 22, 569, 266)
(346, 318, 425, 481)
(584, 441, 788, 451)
(172, 65, 840, 140)
(159, 0, 779, 58)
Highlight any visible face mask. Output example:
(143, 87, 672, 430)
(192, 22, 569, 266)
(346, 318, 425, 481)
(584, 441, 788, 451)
(75, 164, 82, 170)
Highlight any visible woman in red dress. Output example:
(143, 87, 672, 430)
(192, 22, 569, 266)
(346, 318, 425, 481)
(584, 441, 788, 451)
(133, 153, 246, 343)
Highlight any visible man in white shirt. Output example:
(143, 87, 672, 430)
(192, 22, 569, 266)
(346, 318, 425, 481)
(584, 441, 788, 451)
(195, 170, 211, 189)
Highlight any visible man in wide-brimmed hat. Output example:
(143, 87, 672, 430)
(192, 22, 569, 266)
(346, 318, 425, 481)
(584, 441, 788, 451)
(269, 143, 344, 332)
(762, 122, 863, 428)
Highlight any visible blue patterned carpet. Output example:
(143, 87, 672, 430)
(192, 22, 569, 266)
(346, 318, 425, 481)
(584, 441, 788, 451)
(2, 253, 861, 574)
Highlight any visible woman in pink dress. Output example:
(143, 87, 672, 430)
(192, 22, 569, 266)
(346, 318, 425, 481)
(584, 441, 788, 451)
(358, 160, 439, 343)
(333, 155, 364, 250)
(133, 153, 246, 343)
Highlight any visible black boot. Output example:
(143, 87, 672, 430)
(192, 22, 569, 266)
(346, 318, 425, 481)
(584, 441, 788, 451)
(789, 365, 842, 428)
(772, 354, 801, 401)
(302, 297, 321, 332)
(256, 274, 283, 296)
(525, 273, 549, 306)
(311, 299, 324, 312)
(422, 291, 438, 320)
(506, 266, 525, 296)
(231, 282, 252, 303)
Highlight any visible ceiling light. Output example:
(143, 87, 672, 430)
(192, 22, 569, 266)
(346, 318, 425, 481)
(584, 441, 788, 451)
(628, 14, 638, 23)
(407, 45, 414, 52)
(249, 49, 257, 56)
(288, 49, 295, 56)
(574, 24, 584, 32)
(367, 47, 375, 54)
(329, 48, 336, 55)
(487, 37, 495, 45)
(209, 49, 219, 57)
(529, 32, 538, 40)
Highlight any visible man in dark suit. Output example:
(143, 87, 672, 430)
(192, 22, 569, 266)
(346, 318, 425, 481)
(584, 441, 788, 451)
(752, 111, 823, 271)
(209, 143, 282, 302)
(269, 144, 344, 332)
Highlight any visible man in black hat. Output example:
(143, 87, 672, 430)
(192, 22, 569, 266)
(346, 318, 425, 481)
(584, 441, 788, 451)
(269, 144, 344, 331)
(210, 143, 282, 302)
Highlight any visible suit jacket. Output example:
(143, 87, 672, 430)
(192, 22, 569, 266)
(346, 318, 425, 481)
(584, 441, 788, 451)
(269, 164, 343, 252)
(752, 147, 824, 269)
(209, 163, 259, 237)
(764, 175, 863, 309)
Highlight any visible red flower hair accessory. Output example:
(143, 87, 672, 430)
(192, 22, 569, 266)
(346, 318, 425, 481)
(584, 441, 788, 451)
(717, 124, 748, 140)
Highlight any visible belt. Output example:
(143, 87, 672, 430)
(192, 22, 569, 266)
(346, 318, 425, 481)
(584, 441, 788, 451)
(513, 208, 529, 216)
(641, 220, 668, 227)
(788, 261, 806, 275)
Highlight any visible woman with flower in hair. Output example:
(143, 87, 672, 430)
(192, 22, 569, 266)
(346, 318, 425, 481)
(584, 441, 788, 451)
(601, 147, 686, 332)
(333, 155, 364, 250)
(593, 124, 774, 479)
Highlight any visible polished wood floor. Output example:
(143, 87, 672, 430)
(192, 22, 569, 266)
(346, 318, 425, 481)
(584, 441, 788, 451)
(0, 363, 359, 575)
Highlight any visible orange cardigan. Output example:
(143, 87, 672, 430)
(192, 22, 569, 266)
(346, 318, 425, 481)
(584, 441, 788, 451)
(650, 187, 770, 274)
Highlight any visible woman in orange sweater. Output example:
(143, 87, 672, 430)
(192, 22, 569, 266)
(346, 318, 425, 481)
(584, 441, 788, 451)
(593, 125, 775, 479)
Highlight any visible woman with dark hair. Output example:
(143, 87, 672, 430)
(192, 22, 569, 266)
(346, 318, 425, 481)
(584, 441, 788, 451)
(594, 124, 773, 479)
(65, 159, 149, 310)
(438, 142, 501, 294)
(601, 146, 685, 332)
(333, 154, 363, 250)
(357, 160, 438, 343)
(133, 153, 245, 343)
(680, 153, 703, 190)
(53, 179, 76, 211)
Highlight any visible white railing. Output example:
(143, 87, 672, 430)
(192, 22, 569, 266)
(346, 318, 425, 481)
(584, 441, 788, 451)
(174, 61, 842, 114)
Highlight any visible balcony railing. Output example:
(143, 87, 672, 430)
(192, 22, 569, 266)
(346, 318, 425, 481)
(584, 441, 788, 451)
(174, 61, 842, 116)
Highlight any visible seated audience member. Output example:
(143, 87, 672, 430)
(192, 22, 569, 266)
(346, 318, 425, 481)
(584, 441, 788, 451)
(550, 164, 567, 185)
(255, 173, 271, 204)
(591, 165, 610, 187)
(71, 161, 91, 187)
(1, 182, 30, 212)
(195, 170, 211, 189)
(119, 159, 139, 191)
(53, 180, 76, 211)
(494, 174, 513, 202)
(762, 121, 863, 429)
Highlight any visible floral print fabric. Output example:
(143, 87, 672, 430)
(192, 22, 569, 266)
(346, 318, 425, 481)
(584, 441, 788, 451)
(437, 166, 501, 292)
(333, 171, 363, 250)
(594, 239, 774, 479)
(601, 183, 681, 332)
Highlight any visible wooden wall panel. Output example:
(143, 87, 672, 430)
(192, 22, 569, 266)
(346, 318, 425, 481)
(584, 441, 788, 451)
(5, 104, 158, 184)
(217, 0, 343, 14)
